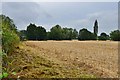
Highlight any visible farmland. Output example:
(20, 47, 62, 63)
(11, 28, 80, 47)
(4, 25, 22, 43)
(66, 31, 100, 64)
(8, 41, 118, 78)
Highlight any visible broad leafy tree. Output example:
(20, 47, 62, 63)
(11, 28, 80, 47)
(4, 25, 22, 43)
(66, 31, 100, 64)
(48, 25, 78, 40)
(36, 26, 47, 40)
(110, 30, 120, 41)
(78, 28, 96, 40)
(49, 25, 63, 40)
(26, 23, 37, 40)
(26, 23, 47, 40)
(72, 29, 78, 39)
(62, 28, 73, 40)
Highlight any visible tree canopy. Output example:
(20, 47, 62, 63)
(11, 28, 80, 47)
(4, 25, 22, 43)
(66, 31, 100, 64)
(26, 23, 47, 40)
(48, 25, 78, 40)
(23, 23, 120, 41)
(25, 24, 78, 40)
(98, 32, 109, 40)
(49, 25, 63, 40)
(78, 28, 96, 40)
(110, 30, 120, 41)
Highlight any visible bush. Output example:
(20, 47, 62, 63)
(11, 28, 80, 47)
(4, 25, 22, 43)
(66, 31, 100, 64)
(1, 15, 20, 53)
(19, 30, 27, 41)
(2, 31, 19, 53)
(110, 30, 120, 41)
(98, 32, 109, 41)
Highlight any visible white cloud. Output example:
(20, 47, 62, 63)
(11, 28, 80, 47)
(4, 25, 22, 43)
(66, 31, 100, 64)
(1, 0, 119, 2)
(69, 10, 118, 35)
(87, 12, 103, 19)
(76, 19, 88, 23)
(0, 2, 2, 14)
(2, 2, 118, 35)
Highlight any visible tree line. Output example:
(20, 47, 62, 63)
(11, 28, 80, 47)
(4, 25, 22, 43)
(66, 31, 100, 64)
(1, 14, 120, 53)
(20, 23, 120, 41)
(20, 24, 78, 40)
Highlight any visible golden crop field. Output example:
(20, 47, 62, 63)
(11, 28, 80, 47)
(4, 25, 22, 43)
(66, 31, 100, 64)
(9, 41, 119, 78)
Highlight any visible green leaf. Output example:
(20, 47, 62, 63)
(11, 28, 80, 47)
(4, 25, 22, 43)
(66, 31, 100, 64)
(3, 72, 8, 78)
(0, 51, 2, 56)
(0, 74, 3, 79)
(11, 72, 16, 75)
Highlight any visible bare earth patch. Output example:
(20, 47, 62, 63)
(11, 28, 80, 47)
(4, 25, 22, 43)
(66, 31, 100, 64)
(9, 40, 118, 78)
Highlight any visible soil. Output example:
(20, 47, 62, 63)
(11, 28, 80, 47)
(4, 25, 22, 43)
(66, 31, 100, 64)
(8, 40, 118, 78)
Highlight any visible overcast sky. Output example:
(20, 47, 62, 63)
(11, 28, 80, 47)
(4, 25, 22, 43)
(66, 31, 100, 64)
(1, 2, 118, 35)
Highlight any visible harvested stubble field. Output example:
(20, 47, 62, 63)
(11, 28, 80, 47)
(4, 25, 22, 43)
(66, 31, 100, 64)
(9, 40, 118, 78)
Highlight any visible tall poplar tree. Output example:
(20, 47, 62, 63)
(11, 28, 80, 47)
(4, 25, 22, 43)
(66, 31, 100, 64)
(93, 20, 98, 37)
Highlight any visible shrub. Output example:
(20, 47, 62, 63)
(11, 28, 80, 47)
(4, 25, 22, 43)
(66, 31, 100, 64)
(98, 32, 109, 40)
(19, 30, 27, 41)
(2, 30, 19, 53)
(110, 30, 120, 41)
(1, 15, 20, 53)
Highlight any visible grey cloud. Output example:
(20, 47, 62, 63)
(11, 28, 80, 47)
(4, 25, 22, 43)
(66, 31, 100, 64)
(2, 2, 53, 29)
(2, 2, 118, 35)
